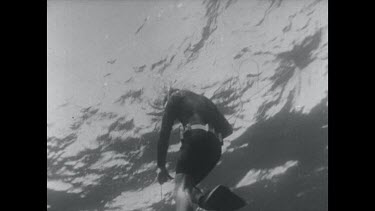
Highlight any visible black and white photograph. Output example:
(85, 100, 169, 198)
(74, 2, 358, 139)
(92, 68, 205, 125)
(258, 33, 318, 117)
(47, 0, 328, 210)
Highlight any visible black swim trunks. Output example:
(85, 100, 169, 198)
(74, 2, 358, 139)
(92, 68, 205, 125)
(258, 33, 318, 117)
(176, 129, 222, 185)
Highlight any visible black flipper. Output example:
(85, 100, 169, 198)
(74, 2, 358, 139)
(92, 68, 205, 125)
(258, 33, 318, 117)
(198, 185, 247, 211)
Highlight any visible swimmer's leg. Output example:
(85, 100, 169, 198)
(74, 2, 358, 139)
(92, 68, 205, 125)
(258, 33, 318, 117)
(174, 173, 203, 211)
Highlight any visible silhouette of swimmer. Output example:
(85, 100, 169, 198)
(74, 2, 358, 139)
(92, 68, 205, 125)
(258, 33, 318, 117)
(157, 88, 233, 211)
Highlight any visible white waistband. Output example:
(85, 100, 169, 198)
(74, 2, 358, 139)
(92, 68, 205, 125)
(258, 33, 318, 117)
(183, 124, 215, 133)
(190, 124, 209, 131)
(180, 124, 223, 143)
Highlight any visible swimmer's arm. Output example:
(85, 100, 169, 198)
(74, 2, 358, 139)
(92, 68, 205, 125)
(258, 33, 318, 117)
(157, 96, 179, 169)
(207, 100, 233, 139)
(214, 108, 233, 139)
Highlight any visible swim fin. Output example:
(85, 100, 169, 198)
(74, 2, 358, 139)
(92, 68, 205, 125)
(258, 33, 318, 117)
(198, 185, 247, 211)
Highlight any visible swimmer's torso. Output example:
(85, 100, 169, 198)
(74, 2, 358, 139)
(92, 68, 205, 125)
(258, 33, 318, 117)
(163, 90, 232, 138)
(173, 91, 209, 126)
(157, 89, 233, 168)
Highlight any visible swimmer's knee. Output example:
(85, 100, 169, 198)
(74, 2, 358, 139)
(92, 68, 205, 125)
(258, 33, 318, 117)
(175, 186, 193, 204)
(175, 186, 188, 197)
(174, 174, 195, 202)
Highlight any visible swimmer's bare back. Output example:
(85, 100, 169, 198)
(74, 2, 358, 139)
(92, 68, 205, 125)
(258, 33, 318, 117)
(157, 90, 233, 168)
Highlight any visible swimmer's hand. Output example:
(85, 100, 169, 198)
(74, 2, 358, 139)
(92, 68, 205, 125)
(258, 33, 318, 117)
(157, 167, 173, 184)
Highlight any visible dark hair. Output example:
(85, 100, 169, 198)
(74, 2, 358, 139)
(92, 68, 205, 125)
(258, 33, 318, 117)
(162, 87, 179, 106)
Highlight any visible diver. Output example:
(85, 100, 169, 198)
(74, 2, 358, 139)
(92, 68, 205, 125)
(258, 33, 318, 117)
(156, 87, 234, 211)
